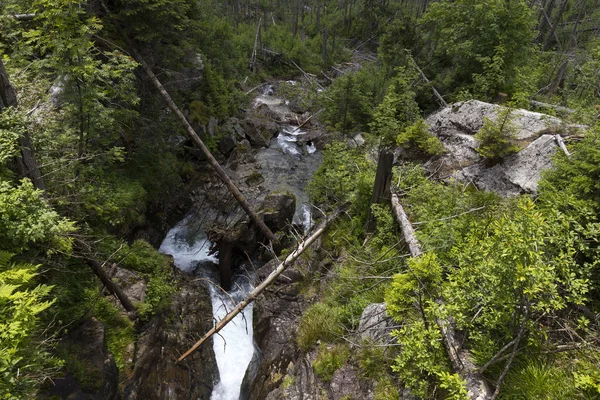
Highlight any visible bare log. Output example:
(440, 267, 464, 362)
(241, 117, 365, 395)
(390, 194, 422, 257)
(530, 100, 574, 115)
(391, 193, 493, 400)
(73, 239, 136, 315)
(100, 1, 277, 243)
(554, 134, 571, 157)
(1, 13, 36, 21)
(177, 204, 347, 362)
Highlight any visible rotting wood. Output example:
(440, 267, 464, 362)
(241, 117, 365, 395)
(177, 204, 347, 362)
(554, 134, 571, 156)
(391, 193, 493, 400)
(100, 1, 277, 244)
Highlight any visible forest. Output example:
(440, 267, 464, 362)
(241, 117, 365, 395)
(1, 0, 600, 398)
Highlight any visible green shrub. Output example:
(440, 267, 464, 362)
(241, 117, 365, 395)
(122, 240, 169, 274)
(396, 119, 445, 158)
(0, 252, 62, 398)
(502, 362, 579, 399)
(474, 107, 520, 163)
(312, 344, 349, 382)
(297, 303, 344, 351)
(93, 298, 135, 372)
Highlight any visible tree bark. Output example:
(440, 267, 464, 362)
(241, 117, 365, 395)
(0, 59, 46, 190)
(365, 150, 393, 232)
(100, 1, 277, 244)
(391, 193, 493, 400)
(177, 204, 347, 362)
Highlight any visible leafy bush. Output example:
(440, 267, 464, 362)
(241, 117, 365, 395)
(474, 107, 520, 162)
(0, 179, 74, 253)
(93, 297, 135, 372)
(396, 119, 445, 158)
(0, 252, 61, 399)
(313, 344, 349, 382)
(540, 125, 600, 211)
(297, 303, 344, 351)
(308, 141, 375, 222)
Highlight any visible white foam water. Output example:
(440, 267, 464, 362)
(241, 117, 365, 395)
(159, 217, 255, 400)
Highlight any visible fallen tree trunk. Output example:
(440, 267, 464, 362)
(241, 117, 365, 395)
(530, 100, 574, 115)
(74, 239, 136, 315)
(391, 193, 493, 400)
(177, 204, 347, 362)
(100, 1, 277, 244)
(554, 134, 571, 157)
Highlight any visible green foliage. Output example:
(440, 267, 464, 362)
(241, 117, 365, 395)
(474, 107, 520, 162)
(373, 377, 400, 400)
(0, 252, 61, 399)
(92, 297, 135, 372)
(443, 197, 591, 354)
(356, 341, 389, 379)
(396, 119, 445, 158)
(370, 68, 421, 146)
(390, 320, 450, 397)
(385, 253, 442, 319)
(122, 240, 169, 274)
(422, 0, 537, 99)
(0, 107, 24, 171)
(502, 361, 580, 399)
(540, 126, 600, 212)
(297, 303, 344, 351)
(0, 179, 74, 253)
(321, 64, 385, 134)
(308, 141, 375, 222)
(78, 173, 147, 235)
(312, 343, 349, 382)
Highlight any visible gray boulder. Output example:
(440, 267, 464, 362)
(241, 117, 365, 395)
(261, 192, 296, 233)
(357, 303, 396, 344)
(425, 100, 581, 196)
(44, 318, 119, 400)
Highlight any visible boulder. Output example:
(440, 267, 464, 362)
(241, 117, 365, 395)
(108, 264, 147, 304)
(218, 134, 237, 156)
(425, 100, 582, 196)
(357, 303, 396, 344)
(243, 116, 279, 148)
(427, 100, 564, 141)
(454, 134, 557, 196)
(329, 364, 367, 400)
(124, 278, 217, 399)
(44, 318, 119, 400)
(261, 192, 296, 233)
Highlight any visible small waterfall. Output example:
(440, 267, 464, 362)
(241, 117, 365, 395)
(159, 217, 255, 400)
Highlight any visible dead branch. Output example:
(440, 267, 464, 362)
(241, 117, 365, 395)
(177, 204, 347, 362)
(391, 193, 493, 400)
(554, 134, 571, 157)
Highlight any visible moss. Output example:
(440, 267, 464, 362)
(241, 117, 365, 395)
(313, 343, 349, 382)
(93, 298, 135, 373)
(56, 343, 104, 392)
(297, 303, 344, 351)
